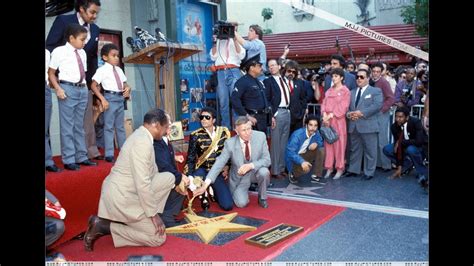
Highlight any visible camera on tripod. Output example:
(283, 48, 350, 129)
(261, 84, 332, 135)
(212, 21, 235, 40)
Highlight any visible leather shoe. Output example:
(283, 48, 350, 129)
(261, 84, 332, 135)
(272, 174, 285, 179)
(200, 195, 210, 210)
(46, 165, 62, 172)
(84, 215, 108, 251)
(342, 171, 358, 177)
(361, 175, 374, 180)
(93, 155, 105, 160)
(105, 156, 115, 163)
(258, 198, 268, 208)
(79, 159, 98, 166)
(64, 163, 80, 171)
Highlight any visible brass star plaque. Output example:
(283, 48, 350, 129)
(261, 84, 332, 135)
(165, 212, 257, 244)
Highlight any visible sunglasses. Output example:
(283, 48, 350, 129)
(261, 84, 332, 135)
(286, 69, 297, 74)
(199, 115, 212, 120)
(356, 75, 366, 80)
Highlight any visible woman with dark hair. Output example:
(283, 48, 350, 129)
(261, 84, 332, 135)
(321, 68, 351, 179)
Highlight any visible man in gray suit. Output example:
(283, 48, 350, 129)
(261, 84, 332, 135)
(194, 116, 271, 208)
(83, 108, 189, 251)
(344, 69, 383, 180)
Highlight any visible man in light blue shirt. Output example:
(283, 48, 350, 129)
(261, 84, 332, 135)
(235, 24, 267, 79)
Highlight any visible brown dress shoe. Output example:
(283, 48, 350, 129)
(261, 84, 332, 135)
(84, 215, 109, 251)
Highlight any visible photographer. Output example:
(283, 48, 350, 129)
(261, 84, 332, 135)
(394, 68, 422, 108)
(234, 24, 267, 80)
(210, 21, 246, 129)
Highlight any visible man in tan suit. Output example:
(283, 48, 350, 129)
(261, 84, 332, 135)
(84, 108, 189, 251)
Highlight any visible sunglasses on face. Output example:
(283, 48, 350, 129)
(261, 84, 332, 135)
(356, 75, 366, 80)
(286, 70, 297, 74)
(199, 115, 212, 120)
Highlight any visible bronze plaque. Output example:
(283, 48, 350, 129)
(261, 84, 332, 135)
(245, 223, 303, 248)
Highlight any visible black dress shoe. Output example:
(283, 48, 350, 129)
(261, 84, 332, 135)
(84, 215, 110, 251)
(200, 195, 210, 210)
(361, 175, 374, 180)
(93, 155, 105, 160)
(79, 159, 98, 166)
(105, 156, 115, 163)
(64, 163, 80, 171)
(249, 183, 258, 192)
(46, 165, 62, 172)
(258, 198, 268, 208)
(342, 171, 358, 177)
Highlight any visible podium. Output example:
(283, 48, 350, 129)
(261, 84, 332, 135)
(123, 42, 202, 121)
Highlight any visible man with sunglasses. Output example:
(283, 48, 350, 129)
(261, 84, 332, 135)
(185, 107, 233, 211)
(344, 69, 383, 180)
(283, 60, 307, 134)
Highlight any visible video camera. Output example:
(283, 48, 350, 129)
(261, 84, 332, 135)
(212, 21, 235, 40)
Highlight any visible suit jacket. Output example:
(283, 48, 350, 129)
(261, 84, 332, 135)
(347, 85, 383, 134)
(153, 139, 182, 186)
(263, 75, 285, 116)
(390, 116, 427, 148)
(98, 126, 173, 223)
(288, 79, 307, 120)
(206, 131, 270, 189)
(46, 13, 99, 84)
(324, 71, 357, 92)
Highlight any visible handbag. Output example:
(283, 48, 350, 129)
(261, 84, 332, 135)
(320, 126, 339, 144)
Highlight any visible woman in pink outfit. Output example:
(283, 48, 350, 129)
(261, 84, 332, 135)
(321, 68, 351, 179)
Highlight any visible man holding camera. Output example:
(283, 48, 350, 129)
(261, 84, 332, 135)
(394, 67, 422, 108)
(231, 54, 269, 133)
(234, 24, 267, 80)
(210, 22, 246, 130)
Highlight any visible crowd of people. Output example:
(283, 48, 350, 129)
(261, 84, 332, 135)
(44, 0, 429, 255)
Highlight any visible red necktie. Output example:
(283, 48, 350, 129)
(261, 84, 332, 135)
(74, 49, 85, 83)
(244, 141, 250, 161)
(113, 66, 123, 90)
(279, 77, 289, 106)
(288, 80, 294, 95)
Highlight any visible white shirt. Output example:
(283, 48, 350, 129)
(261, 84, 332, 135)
(239, 137, 251, 159)
(92, 62, 127, 92)
(45, 49, 50, 84)
(77, 13, 91, 43)
(272, 75, 290, 108)
(49, 42, 87, 84)
(298, 129, 314, 154)
(210, 38, 246, 66)
(402, 122, 409, 140)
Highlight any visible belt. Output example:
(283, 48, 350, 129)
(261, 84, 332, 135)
(214, 64, 239, 71)
(104, 90, 123, 96)
(246, 108, 267, 115)
(278, 106, 289, 109)
(59, 80, 86, 87)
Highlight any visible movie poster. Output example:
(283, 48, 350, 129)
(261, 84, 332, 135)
(177, 0, 215, 134)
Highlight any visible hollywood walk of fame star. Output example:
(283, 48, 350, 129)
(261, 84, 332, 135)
(166, 212, 256, 244)
(268, 183, 324, 197)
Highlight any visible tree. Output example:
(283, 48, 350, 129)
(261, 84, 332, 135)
(400, 0, 429, 37)
(261, 8, 273, 34)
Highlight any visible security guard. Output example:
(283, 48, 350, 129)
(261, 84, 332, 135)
(231, 54, 270, 132)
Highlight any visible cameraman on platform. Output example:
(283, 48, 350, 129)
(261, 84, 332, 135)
(234, 24, 267, 81)
(210, 21, 246, 130)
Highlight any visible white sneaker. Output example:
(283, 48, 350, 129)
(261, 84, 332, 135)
(289, 173, 298, 184)
(310, 175, 320, 183)
(333, 170, 343, 179)
(324, 170, 332, 179)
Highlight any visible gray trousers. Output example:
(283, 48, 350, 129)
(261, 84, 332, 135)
(347, 129, 378, 177)
(230, 167, 270, 208)
(57, 84, 89, 164)
(376, 111, 392, 170)
(270, 109, 291, 175)
(103, 93, 127, 157)
(45, 85, 54, 167)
